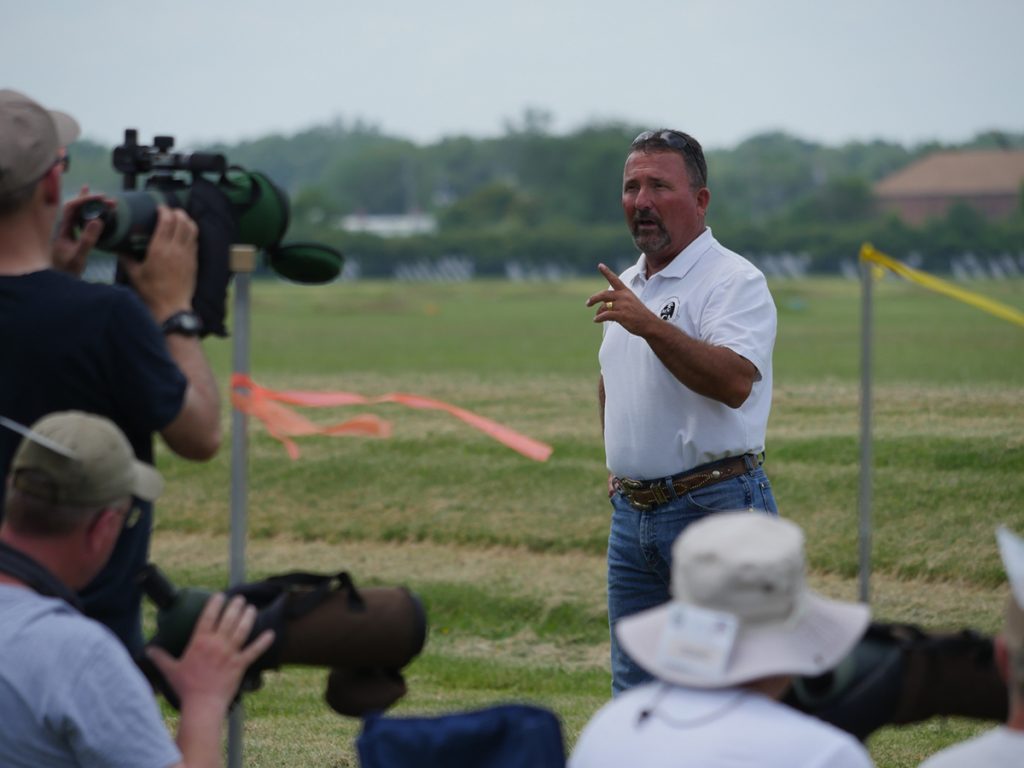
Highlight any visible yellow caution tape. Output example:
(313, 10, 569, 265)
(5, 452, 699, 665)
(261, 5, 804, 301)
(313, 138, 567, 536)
(860, 243, 1024, 329)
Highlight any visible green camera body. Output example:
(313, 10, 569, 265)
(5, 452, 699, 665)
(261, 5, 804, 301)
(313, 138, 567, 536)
(77, 130, 343, 285)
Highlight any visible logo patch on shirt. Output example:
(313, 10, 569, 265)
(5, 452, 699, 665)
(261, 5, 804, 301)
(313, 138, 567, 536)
(659, 297, 679, 321)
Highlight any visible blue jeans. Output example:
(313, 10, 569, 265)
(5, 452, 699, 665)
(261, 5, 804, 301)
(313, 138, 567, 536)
(607, 466, 778, 695)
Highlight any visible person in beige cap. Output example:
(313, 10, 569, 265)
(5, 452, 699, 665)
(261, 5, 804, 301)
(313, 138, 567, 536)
(0, 88, 221, 654)
(570, 511, 873, 768)
(0, 411, 273, 768)
(919, 526, 1024, 767)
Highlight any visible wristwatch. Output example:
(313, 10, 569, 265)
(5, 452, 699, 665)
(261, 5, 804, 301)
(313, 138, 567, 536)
(161, 310, 202, 337)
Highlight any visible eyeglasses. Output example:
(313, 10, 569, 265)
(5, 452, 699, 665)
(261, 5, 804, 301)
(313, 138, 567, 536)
(18, 152, 70, 192)
(123, 503, 141, 529)
(91, 501, 141, 532)
(31, 153, 69, 186)
(631, 130, 706, 187)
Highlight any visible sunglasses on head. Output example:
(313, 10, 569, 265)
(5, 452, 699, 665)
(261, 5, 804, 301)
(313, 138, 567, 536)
(632, 130, 692, 153)
(631, 130, 706, 187)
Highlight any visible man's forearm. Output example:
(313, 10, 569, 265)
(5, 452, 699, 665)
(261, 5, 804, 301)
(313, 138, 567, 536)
(160, 336, 222, 460)
(641, 318, 755, 409)
(175, 696, 227, 768)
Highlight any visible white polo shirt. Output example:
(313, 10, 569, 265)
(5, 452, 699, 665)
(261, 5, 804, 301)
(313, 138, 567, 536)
(600, 228, 776, 480)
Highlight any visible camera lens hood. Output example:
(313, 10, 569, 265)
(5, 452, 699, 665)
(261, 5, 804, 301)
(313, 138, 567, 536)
(267, 242, 344, 284)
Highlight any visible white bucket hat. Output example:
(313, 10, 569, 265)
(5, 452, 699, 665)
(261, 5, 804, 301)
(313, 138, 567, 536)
(996, 526, 1024, 652)
(617, 512, 870, 689)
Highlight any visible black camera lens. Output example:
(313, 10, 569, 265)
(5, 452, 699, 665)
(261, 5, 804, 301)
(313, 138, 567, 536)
(74, 199, 113, 229)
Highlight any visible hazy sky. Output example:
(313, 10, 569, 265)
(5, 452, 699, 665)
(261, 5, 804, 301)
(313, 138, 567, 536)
(5, 0, 1023, 151)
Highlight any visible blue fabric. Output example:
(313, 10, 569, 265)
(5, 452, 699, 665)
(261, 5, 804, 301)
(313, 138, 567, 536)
(607, 467, 778, 694)
(0, 586, 181, 768)
(0, 270, 187, 653)
(357, 704, 566, 768)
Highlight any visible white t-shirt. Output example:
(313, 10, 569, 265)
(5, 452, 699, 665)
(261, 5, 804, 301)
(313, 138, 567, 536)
(918, 726, 1024, 767)
(569, 682, 873, 768)
(600, 228, 776, 479)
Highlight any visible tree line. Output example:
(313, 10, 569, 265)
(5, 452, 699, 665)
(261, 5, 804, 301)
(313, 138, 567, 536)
(68, 114, 1024, 277)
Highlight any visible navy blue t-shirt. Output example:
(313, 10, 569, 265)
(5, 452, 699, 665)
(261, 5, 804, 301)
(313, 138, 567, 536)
(0, 269, 187, 653)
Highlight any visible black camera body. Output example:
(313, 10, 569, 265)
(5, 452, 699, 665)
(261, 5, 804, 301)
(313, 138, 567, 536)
(76, 130, 343, 335)
(73, 130, 237, 260)
(112, 130, 226, 190)
(75, 129, 286, 261)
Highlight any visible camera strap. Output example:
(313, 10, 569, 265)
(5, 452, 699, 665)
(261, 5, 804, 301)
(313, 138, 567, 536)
(0, 540, 83, 610)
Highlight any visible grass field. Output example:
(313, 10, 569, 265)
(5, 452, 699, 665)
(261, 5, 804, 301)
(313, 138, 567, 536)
(149, 275, 1024, 767)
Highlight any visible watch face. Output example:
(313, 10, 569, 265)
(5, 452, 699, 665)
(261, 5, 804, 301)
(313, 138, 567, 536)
(164, 311, 202, 336)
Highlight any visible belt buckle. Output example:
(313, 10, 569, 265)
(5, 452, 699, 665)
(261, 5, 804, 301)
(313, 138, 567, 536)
(618, 477, 645, 493)
(628, 495, 654, 512)
(617, 477, 653, 511)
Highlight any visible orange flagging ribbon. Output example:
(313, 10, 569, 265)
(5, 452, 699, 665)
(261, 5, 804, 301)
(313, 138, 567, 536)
(230, 374, 553, 462)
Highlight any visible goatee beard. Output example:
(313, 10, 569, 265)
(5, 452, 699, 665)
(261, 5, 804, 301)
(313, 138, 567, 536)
(632, 227, 670, 255)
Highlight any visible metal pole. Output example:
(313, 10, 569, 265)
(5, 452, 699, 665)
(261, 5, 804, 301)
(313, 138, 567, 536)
(228, 245, 257, 768)
(858, 256, 874, 604)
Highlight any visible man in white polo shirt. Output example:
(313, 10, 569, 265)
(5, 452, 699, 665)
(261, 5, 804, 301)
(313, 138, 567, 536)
(586, 129, 778, 694)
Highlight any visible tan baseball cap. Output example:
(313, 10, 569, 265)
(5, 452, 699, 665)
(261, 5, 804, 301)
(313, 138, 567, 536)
(11, 411, 163, 507)
(0, 89, 80, 196)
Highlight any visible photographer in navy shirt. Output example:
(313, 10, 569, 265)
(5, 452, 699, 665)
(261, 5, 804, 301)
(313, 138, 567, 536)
(0, 89, 221, 654)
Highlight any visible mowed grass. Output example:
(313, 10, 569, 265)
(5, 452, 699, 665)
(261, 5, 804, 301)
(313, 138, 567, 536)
(148, 275, 1024, 767)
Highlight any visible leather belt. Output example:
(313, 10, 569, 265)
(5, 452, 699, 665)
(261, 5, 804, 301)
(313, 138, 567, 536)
(615, 454, 761, 512)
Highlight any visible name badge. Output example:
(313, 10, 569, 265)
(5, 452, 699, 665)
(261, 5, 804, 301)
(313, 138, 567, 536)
(655, 603, 739, 678)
